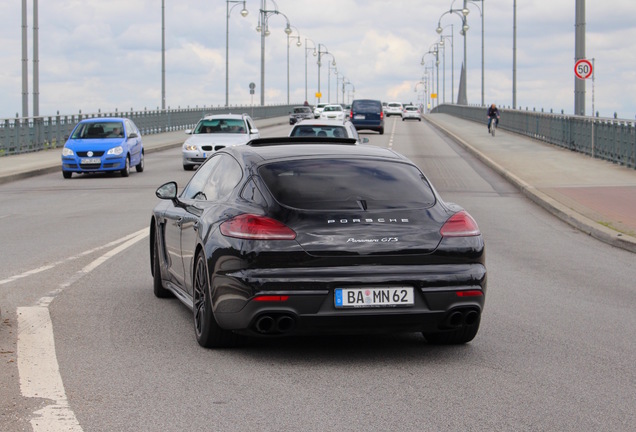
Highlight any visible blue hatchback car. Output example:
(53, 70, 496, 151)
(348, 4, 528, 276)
(61, 117, 144, 178)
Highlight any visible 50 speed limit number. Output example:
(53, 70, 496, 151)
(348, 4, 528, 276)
(575, 59, 593, 80)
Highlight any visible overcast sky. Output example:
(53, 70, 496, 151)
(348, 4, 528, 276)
(2, 1, 636, 119)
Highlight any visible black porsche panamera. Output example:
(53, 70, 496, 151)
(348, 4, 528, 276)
(150, 137, 486, 348)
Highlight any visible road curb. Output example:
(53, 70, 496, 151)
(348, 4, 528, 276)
(423, 115, 636, 254)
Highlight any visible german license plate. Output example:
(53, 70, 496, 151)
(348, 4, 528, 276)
(81, 158, 101, 164)
(354, 114, 365, 120)
(335, 287, 414, 308)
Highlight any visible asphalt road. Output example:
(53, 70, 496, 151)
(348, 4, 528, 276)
(1, 118, 635, 431)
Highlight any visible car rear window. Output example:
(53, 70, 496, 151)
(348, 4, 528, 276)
(259, 159, 435, 210)
(352, 100, 382, 113)
(290, 126, 347, 138)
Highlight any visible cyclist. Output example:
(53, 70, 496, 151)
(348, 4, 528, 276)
(487, 104, 500, 133)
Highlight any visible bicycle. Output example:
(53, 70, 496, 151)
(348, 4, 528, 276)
(488, 116, 499, 137)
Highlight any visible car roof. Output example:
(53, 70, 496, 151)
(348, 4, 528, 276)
(223, 137, 406, 163)
(78, 117, 129, 123)
(293, 119, 349, 126)
(201, 113, 250, 120)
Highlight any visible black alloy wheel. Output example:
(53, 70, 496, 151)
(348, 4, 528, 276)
(193, 252, 236, 348)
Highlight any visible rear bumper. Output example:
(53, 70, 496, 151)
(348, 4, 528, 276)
(211, 263, 486, 336)
(352, 121, 384, 132)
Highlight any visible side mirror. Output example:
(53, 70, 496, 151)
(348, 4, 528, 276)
(361, 137, 370, 144)
(156, 181, 178, 200)
(128, 132, 138, 139)
(185, 129, 193, 135)
(250, 128, 259, 135)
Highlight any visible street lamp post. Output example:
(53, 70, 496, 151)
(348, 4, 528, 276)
(464, 0, 484, 106)
(438, 25, 454, 104)
(326, 54, 337, 103)
(344, 81, 355, 105)
(421, 50, 438, 109)
(257, 0, 292, 106)
(430, 43, 441, 109)
(415, 80, 427, 111)
(304, 38, 317, 104)
(161, 0, 165, 111)
(437, 3, 469, 104)
(317, 44, 335, 104)
(287, 26, 302, 105)
(226, 0, 248, 107)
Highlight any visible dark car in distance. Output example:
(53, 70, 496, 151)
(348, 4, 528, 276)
(150, 137, 486, 348)
(289, 106, 314, 124)
(350, 99, 385, 134)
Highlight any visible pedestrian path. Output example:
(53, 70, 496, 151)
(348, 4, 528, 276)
(425, 113, 636, 253)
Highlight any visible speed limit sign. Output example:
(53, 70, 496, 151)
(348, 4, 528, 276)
(574, 59, 593, 80)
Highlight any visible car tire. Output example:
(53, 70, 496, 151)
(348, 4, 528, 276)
(193, 251, 237, 348)
(62, 171, 72, 179)
(183, 164, 194, 171)
(135, 152, 144, 173)
(121, 156, 130, 177)
(379, 128, 384, 135)
(153, 237, 172, 298)
(423, 314, 481, 345)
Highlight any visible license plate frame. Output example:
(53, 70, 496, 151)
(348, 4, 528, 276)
(354, 114, 365, 120)
(334, 286, 414, 308)
(80, 158, 101, 165)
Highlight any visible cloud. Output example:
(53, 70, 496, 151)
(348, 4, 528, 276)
(2, 0, 636, 118)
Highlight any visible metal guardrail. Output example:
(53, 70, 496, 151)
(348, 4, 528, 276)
(0, 104, 296, 157)
(433, 104, 636, 169)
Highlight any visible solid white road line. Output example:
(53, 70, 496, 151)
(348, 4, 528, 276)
(17, 228, 148, 431)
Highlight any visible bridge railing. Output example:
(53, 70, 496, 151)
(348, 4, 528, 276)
(433, 104, 636, 169)
(0, 104, 295, 157)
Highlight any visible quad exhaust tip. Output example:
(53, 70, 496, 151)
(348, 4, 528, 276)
(254, 314, 297, 335)
(443, 308, 480, 328)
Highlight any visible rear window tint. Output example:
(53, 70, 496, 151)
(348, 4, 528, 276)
(259, 159, 436, 210)
(352, 100, 382, 113)
(290, 126, 348, 138)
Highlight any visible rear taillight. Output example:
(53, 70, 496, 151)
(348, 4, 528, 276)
(440, 211, 480, 237)
(253, 295, 290, 302)
(380, 111, 384, 120)
(350, 110, 353, 118)
(456, 290, 483, 297)
(220, 214, 296, 240)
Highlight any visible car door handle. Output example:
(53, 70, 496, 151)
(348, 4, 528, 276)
(176, 217, 183, 228)
(193, 221, 199, 231)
